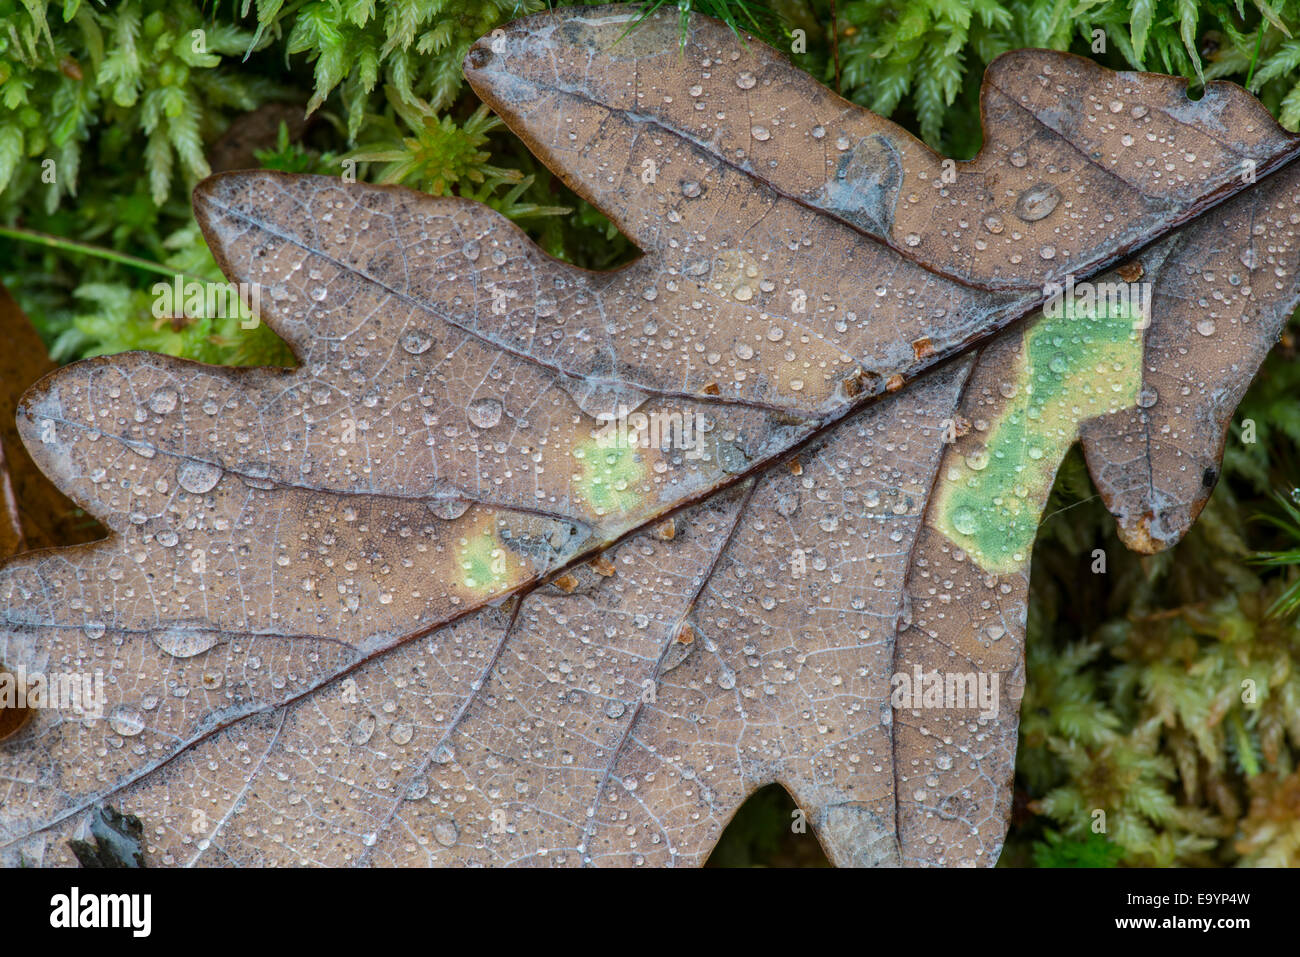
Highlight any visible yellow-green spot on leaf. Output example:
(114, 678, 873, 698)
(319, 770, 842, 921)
(934, 295, 1146, 573)
(457, 526, 508, 591)
(573, 432, 647, 516)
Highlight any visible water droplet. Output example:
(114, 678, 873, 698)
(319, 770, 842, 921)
(1137, 386, 1159, 408)
(1014, 183, 1061, 222)
(983, 214, 1004, 235)
(148, 388, 178, 414)
(1009, 150, 1028, 168)
(434, 819, 458, 847)
(952, 506, 978, 535)
(428, 495, 470, 520)
(108, 705, 146, 737)
(467, 397, 503, 429)
(177, 460, 222, 494)
(605, 700, 627, 719)
(681, 181, 702, 198)
(353, 715, 376, 746)
(402, 330, 433, 355)
(736, 71, 756, 89)
(152, 625, 223, 658)
(1197, 319, 1216, 337)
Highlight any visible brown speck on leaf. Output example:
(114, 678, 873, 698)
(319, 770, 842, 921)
(589, 555, 616, 577)
(700, 382, 721, 396)
(912, 337, 934, 359)
(550, 573, 579, 594)
(886, 374, 906, 392)
(1117, 261, 1144, 282)
(787, 458, 803, 476)
(58, 57, 83, 81)
(651, 518, 676, 541)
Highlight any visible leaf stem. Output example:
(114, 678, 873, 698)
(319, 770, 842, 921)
(0, 225, 207, 282)
(1246, 25, 1265, 90)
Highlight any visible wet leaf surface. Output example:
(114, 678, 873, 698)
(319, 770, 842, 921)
(3, 6, 1300, 867)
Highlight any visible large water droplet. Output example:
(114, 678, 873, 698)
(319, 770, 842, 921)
(177, 460, 222, 494)
(402, 330, 433, 355)
(152, 625, 223, 658)
(1014, 183, 1061, 222)
(427, 495, 470, 521)
(434, 819, 458, 847)
(148, 388, 178, 414)
(108, 705, 146, 737)
(952, 506, 978, 535)
(467, 397, 503, 429)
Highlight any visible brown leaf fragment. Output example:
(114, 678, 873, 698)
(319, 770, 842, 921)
(0, 285, 99, 556)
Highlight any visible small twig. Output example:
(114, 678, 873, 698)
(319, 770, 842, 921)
(1246, 24, 1265, 90)
(0, 226, 216, 284)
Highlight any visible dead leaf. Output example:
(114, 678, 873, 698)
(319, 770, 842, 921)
(3, 6, 1300, 867)
(0, 284, 100, 557)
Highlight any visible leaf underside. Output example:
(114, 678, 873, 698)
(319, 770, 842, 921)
(3, 6, 1300, 867)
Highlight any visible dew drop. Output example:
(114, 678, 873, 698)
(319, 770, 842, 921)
(952, 506, 978, 535)
(108, 705, 146, 737)
(177, 460, 222, 494)
(152, 626, 223, 659)
(434, 819, 459, 847)
(467, 397, 503, 429)
(427, 495, 470, 520)
(148, 388, 178, 414)
(402, 330, 433, 355)
(1014, 183, 1061, 222)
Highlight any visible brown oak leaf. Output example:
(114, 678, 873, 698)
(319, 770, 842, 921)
(2, 6, 1299, 867)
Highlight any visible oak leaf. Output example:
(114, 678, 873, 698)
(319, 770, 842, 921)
(3, 6, 1300, 867)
